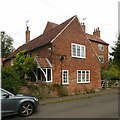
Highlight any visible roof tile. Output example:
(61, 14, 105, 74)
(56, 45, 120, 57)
(86, 33, 109, 45)
(36, 57, 50, 68)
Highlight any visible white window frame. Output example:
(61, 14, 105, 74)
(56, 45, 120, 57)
(62, 70, 69, 85)
(77, 70, 90, 83)
(98, 56, 104, 63)
(98, 44, 104, 51)
(42, 68, 52, 82)
(71, 43, 86, 59)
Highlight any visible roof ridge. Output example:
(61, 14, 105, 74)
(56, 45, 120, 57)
(51, 15, 77, 43)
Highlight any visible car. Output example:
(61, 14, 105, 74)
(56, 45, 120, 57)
(1, 88, 39, 117)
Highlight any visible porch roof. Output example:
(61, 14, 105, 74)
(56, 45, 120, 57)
(36, 57, 52, 68)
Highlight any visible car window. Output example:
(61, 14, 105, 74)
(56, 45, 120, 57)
(1, 89, 13, 98)
(1, 90, 7, 96)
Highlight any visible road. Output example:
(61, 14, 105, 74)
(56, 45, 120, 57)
(5, 93, 118, 119)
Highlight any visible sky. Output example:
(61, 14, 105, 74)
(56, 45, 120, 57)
(0, 0, 119, 51)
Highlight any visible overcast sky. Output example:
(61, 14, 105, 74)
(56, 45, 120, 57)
(0, 0, 118, 51)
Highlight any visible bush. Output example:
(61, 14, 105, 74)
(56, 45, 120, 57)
(109, 71, 120, 80)
(84, 87, 95, 94)
(101, 69, 120, 80)
(58, 86, 69, 97)
(27, 82, 52, 100)
(101, 69, 110, 80)
(107, 80, 118, 88)
(1, 67, 23, 94)
(52, 84, 69, 97)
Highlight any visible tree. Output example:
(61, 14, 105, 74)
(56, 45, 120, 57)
(13, 50, 37, 80)
(110, 34, 120, 68)
(2, 66, 23, 93)
(0, 31, 15, 58)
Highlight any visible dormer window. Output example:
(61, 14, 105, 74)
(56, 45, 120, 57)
(71, 43, 86, 58)
(98, 44, 104, 51)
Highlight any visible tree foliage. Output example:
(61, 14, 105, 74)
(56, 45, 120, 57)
(101, 34, 120, 80)
(0, 31, 15, 58)
(13, 50, 37, 79)
(2, 67, 23, 93)
(110, 34, 120, 68)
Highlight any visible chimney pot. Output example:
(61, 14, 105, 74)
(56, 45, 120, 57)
(93, 27, 100, 38)
(81, 22, 86, 32)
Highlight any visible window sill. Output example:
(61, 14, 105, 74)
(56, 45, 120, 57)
(72, 56, 86, 59)
(77, 81, 90, 84)
(46, 81, 52, 83)
(62, 83, 69, 85)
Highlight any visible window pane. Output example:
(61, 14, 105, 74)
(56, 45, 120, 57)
(77, 70, 90, 83)
(77, 45, 80, 57)
(43, 69, 46, 73)
(42, 69, 46, 81)
(81, 46, 85, 58)
(72, 44, 76, 56)
(78, 71, 81, 82)
(99, 56, 104, 63)
(82, 71, 85, 82)
(98, 44, 104, 51)
(72, 43, 86, 58)
(86, 71, 90, 81)
(47, 69, 51, 81)
(62, 70, 68, 84)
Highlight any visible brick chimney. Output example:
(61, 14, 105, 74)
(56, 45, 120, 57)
(26, 26, 30, 43)
(81, 22, 86, 32)
(93, 27, 100, 38)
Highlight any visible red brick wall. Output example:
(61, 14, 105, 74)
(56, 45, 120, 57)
(31, 44, 52, 59)
(50, 18, 101, 93)
(90, 41, 108, 69)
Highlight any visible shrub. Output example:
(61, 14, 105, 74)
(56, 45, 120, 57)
(1, 67, 23, 94)
(84, 87, 95, 94)
(52, 84, 69, 97)
(27, 82, 52, 100)
(101, 69, 110, 80)
(58, 86, 69, 97)
(101, 69, 120, 80)
(107, 80, 118, 88)
(109, 71, 120, 80)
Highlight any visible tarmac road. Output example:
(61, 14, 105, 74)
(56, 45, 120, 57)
(5, 90, 119, 119)
(29, 94, 118, 118)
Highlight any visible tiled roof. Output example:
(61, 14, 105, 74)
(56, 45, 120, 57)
(36, 57, 51, 68)
(4, 15, 108, 61)
(43, 21, 58, 33)
(86, 33, 109, 45)
(5, 16, 76, 60)
(43, 21, 109, 45)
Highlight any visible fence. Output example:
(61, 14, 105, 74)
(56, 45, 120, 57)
(101, 80, 119, 89)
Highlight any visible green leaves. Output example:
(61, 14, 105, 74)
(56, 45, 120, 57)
(2, 67, 23, 93)
(13, 50, 37, 79)
(101, 64, 120, 80)
(0, 31, 15, 58)
(110, 34, 120, 68)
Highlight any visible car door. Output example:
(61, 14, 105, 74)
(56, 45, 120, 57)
(1, 90, 18, 116)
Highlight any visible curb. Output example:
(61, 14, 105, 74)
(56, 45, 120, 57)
(40, 88, 118, 105)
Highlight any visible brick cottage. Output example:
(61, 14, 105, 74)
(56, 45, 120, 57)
(3, 15, 109, 93)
